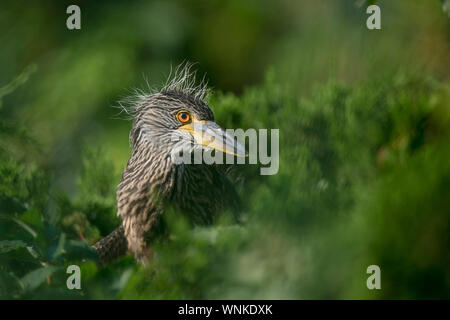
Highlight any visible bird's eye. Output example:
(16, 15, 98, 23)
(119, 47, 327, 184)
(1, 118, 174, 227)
(176, 111, 191, 124)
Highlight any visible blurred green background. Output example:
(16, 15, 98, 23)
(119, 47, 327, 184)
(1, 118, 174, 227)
(0, 0, 449, 299)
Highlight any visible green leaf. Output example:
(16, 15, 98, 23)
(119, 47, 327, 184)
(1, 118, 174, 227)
(0, 64, 37, 109)
(63, 240, 98, 261)
(0, 268, 24, 298)
(0, 194, 28, 215)
(0, 240, 28, 254)
(20, 266, 59, 292)
(47, 233, 66, 262)
(12, 218, 37, 238)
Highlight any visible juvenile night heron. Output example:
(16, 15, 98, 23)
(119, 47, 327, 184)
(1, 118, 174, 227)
(93, 65, 246, 264)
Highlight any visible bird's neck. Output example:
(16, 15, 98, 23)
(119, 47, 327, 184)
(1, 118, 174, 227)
(117, 140, 176, 212)
(131, 141, 176, 192)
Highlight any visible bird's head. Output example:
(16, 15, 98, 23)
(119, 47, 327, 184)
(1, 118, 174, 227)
(127, 88, 246, 161)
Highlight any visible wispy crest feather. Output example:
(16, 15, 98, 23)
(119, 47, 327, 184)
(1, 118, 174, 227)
(161, 62, 210, 100)
(113, 62, 210, 121)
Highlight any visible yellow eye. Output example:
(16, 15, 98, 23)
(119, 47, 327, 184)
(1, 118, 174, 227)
(177, 111, 191, 124)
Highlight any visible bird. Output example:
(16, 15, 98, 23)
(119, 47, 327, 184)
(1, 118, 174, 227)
(92, 65, 246, 265)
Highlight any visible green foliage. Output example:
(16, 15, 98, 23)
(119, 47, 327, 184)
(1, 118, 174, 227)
(1, 0, 449, 300)
(115, 71, 450, 299)
(1, 66, 450, 298)
(60, 146, 121, 241)
(0, 72, 99, 299)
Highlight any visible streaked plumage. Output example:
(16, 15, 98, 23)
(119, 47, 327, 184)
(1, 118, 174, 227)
(93, 65, 242, 264)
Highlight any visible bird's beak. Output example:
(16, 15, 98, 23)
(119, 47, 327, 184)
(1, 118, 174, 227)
(179, 119, 247, 157)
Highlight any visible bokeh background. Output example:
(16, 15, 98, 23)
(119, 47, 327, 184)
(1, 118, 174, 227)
(1, 0, 449, 299)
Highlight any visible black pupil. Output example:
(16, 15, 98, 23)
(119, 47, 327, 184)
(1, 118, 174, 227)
(181, 113, 187, 120)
